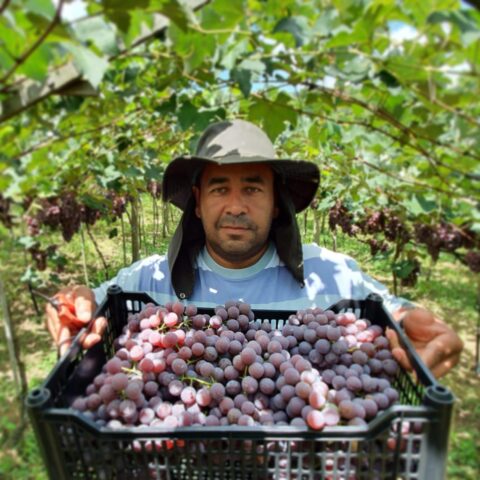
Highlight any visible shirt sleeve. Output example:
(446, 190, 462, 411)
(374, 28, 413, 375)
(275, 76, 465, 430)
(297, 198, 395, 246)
(92, 258, 149, 305)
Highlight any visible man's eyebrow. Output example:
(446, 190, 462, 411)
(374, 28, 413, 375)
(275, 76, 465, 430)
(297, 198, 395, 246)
(206, 176, 228, 186)
(241, 175, 266, 184)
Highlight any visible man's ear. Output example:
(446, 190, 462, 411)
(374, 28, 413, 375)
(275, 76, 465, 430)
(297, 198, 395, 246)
(192, 186, 201, 218)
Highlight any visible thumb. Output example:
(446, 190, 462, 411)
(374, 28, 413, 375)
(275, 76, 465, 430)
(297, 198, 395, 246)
(386, 327, 412, 372)
(73, 286, 95, 323)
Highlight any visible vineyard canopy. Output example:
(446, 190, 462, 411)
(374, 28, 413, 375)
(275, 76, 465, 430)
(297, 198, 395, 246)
(0, 0, 479, 282)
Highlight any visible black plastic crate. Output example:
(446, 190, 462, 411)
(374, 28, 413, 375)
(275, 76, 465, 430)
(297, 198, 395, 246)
(26, 285, 454, 480)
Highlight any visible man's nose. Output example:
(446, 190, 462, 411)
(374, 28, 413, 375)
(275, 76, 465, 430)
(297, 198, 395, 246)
(225, 190, 247, 216)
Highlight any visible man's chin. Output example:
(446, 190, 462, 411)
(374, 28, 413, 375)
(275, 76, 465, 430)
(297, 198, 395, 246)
(213, 242, 267, 264)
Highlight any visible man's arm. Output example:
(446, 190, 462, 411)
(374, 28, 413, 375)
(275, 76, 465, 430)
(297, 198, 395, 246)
(386, 307, 464, 378)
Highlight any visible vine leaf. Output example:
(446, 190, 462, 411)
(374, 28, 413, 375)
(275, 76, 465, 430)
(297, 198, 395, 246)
(65, 44, 109, 88)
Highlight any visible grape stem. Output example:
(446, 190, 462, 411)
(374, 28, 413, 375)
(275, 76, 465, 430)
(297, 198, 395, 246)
(180, 375, 213, 388)
(121, 366, 141, 377)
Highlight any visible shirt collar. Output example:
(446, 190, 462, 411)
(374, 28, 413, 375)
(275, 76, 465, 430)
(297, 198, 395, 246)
(199, 242, 276, 279)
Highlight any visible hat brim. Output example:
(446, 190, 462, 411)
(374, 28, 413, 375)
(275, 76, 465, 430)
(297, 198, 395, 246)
(162, 155, 320, 213)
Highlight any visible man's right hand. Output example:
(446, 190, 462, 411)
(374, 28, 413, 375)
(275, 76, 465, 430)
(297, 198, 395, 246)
(45, 285, 107, 356)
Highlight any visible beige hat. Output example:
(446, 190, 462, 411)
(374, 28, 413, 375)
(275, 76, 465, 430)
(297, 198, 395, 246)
(162, 119, 320, 213)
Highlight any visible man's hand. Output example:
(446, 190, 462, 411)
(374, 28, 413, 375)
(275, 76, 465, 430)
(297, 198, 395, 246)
(45, 285, 107, 356)
(386, 307, 464, 378)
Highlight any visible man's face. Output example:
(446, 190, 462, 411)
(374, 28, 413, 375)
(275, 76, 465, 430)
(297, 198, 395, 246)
(193, 163, 279, 268)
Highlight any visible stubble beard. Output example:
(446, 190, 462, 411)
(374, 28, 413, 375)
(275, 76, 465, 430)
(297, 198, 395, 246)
(207, 222, 271, 267)
(208, 236, 269, 265)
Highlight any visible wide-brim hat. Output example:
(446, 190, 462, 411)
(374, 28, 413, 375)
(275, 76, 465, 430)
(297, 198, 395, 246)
(162, 119, 320, 212)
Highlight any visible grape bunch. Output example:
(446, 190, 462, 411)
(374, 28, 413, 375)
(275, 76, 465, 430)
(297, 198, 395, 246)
(106, 191, 128, 218)
(328, 201, 359, 237)
(147, 180, 162, 199)
(71, 301, 401, 433)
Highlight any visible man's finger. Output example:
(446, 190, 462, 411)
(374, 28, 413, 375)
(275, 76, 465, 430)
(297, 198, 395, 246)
(431, 353, 461, 378)
(82, 332, 102, 349)
(57, 325, 73, 356)
(418, 331, 462, 373)
(385, 327, 402, 351)
(73, 286, 96, 323)
(45, 302, 61, 342)
(386, 327, 413, 371)
(91, 316, 108, 336)
(391, 346, 412, 372)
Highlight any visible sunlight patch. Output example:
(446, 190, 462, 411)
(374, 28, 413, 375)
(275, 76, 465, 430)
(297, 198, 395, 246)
(305, 273, 325, 301)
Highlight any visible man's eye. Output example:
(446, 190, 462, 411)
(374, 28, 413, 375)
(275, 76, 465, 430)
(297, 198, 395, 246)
(246, 187, 261, 193)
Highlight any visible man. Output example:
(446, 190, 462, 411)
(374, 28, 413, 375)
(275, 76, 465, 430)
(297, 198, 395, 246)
(46, 119, 463, 377)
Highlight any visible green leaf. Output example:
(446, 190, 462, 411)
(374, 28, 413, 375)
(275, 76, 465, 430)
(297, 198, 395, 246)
(402, 194, 438, 216)
(326, 54, 373, 83)
(98, 164, 123, 188)
(313, 8, 339, 36)
(20, 266, 42, 286)
(168, 23, 216, 72)
(427, 10, 478, 33)
(200, 0, 245, 30)
(0, 47, 16, 72)
(81, 195, 107, 211)
(65, 44, 109, 88)
(73, 17, 119, 56)
(178, 101, 226, 131)
(155, 94, 177, 115)
(220, 38, 250, 70)
(104, 9, 131, 33)
(428, 10, 480, 45)
(237, 58, 265, 74)
(17, 43, 51, 81)
(231, 68, 251, 97)
(18, 236, 38, 250)
(273, 17, 306, 47)
(248, 93, 297, 141)
(123, 10, 163, 47)
(124, 166, 143, 178)
(0, 19, 25, 61)
(391, 259, 417, 279)
(25, 0, 56, 21)
(326, 21, 370, 48)
(161, 0, 191, 31)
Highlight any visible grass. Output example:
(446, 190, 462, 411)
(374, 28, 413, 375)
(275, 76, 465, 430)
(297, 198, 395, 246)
(0, 197, 479, 479)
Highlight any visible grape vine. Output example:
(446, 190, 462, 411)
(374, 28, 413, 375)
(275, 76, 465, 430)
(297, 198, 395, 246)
(326, 201, 480, 284)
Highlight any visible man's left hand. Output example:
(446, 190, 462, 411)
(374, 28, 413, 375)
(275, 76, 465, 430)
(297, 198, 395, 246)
(386, 307, 464, 378)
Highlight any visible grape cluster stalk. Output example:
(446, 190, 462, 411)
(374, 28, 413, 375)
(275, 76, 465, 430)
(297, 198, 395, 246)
(72, 300, 402, 433)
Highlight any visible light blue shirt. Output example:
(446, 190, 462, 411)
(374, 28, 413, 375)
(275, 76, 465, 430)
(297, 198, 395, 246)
(94, 243, 408, 313)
